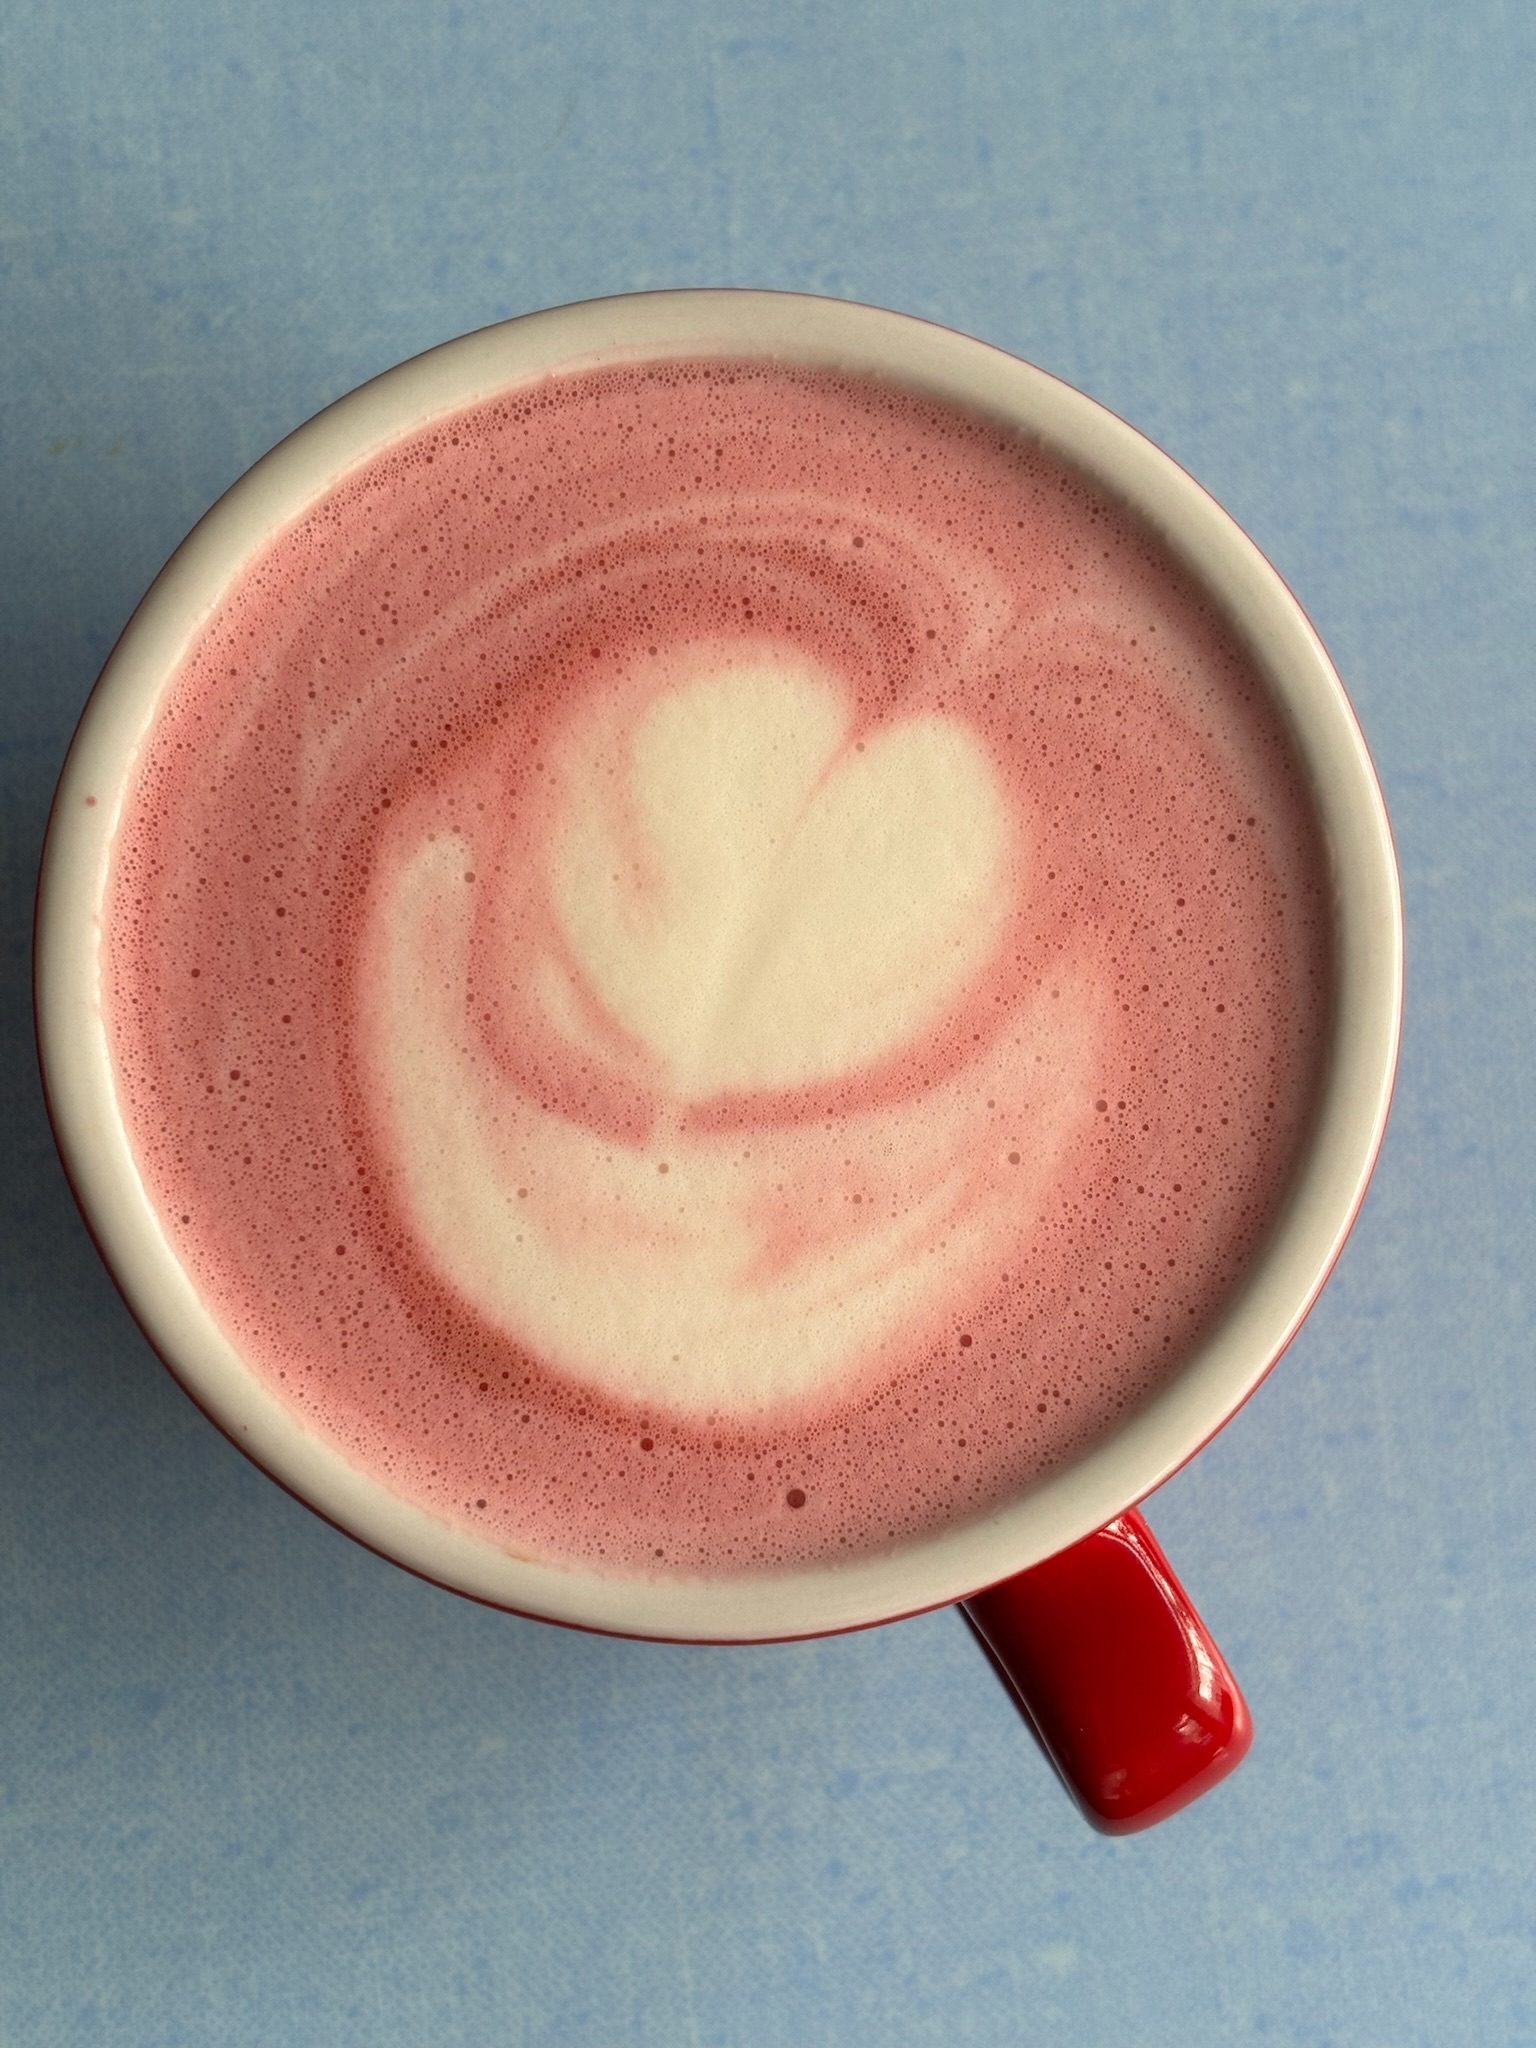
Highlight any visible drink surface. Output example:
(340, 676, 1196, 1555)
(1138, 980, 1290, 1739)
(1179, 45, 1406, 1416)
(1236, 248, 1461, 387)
(105, 357, 1331, 1575)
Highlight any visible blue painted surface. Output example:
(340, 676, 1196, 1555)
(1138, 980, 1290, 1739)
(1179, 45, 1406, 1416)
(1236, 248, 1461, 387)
(2, 2, 1532, 2041)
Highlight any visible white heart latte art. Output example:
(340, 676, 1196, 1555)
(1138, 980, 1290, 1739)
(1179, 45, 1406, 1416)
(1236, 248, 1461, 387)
(367, 650, 1097, 1416)
(552, 656, 1012, 1094)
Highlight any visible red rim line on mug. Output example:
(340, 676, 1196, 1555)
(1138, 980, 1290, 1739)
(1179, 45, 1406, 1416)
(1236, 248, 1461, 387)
(34, 291, 1403, 1832)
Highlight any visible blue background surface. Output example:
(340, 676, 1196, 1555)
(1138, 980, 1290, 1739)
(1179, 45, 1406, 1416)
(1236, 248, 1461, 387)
(3, 2, 1533, 2041)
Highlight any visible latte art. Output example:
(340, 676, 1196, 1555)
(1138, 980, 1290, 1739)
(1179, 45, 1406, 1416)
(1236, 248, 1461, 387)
(369, 649, 1092, 1414)
(545, 655, 1012, 1100)
(105, 358, 1331, 1573)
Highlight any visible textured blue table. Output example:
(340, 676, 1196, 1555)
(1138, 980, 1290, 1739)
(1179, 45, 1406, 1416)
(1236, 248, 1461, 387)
(3, 3, 1533, 2042)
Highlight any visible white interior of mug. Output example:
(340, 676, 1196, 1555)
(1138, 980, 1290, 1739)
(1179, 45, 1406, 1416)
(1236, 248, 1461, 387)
(34, 290, 1403, 1641)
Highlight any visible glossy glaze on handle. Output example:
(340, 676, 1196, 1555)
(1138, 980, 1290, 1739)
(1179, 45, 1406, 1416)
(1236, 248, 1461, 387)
(960, 1507, 1252, 1833)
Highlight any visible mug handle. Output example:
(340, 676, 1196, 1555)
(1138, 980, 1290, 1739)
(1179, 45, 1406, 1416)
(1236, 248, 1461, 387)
(959, 1507, 1252, 1833)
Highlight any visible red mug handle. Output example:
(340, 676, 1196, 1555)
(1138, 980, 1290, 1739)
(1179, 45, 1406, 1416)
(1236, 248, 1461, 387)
(960, 1507, 1252, 1833)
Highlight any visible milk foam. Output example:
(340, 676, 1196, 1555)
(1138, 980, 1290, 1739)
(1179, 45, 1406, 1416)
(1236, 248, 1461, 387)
(364, 644, 1059, 1415)
(104, 357, 1332, 1574)
(547, 651, 1012, 1099)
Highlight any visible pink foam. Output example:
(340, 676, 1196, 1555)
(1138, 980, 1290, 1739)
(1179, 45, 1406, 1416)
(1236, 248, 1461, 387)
(105, 360, 1331, 1574)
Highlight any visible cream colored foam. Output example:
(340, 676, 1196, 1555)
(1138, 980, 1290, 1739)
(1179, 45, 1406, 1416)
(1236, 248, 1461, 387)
(365, 658, 1098, 1416)
(550, 651, 1014, 1096)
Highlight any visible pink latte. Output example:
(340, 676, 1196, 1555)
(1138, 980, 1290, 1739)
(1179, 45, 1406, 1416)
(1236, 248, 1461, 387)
(105, 358, 1330, 1574)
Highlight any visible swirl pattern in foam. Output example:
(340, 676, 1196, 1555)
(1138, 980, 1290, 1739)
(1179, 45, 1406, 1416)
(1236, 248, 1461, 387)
(105, 358, 1332, 1574)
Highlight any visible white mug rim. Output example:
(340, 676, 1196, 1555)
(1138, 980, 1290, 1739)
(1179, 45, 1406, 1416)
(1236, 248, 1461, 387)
(34, 288, 1403, 1642)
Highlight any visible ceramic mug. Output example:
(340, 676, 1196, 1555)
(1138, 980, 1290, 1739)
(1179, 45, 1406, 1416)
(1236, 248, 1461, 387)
(35, 291, 1402, 1831)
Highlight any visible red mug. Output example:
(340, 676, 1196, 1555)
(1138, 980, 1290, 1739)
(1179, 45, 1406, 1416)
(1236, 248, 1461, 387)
(34, 292, 1402, 1831)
